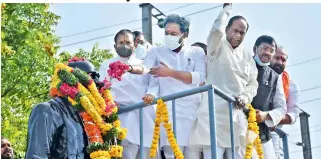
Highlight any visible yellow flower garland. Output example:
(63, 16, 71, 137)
(78, 84, 105, 116)
(50, 62, 127, 158)
(88, 82, 109, 114)
(245, 104, 264, 159)
(90, 150, 111, 159)
(150, 99, 184, 159)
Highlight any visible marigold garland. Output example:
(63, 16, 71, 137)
(150, 99, 184, 159)
(245, 104, 264, 159)
(49, 61, 128, 159)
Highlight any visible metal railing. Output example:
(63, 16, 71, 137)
(118, 84, 290, 159)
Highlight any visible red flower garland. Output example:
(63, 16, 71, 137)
(108, 61, 130, 81)
(59, 83, 79, 99)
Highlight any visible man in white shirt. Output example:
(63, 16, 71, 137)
(270, 45, 301, 158)
(127, 14, 206, 158)
(250, 35, 287, 159)
(189, 3, 259, 159)
(99, 29, 159, 159)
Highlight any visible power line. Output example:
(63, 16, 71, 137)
(287, 56, 321, 67)
(288, 124, 321, 132)
(300, 97, 321, 104)
(60, 33, 115, 48)
(291, 128, 321, 137)
(60, 4, 222, 48)
(60, 4, 196, 39)
(162, 4, 194, 13)
(60, 19, 142, 39)
(301, 85, 321, 92)
(183, 4, 223, 17)
(289, 145, 321, 153)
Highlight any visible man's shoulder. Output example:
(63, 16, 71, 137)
(100, 57, 119, 69)
(149, 45, 166, 53)
(102, 57, 118, 64)
(130, 57, 144, 65)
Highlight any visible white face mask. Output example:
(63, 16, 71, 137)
(164, 34, 184, 50)
(134, 44, 148, 60)
(254, 54, 270, 66)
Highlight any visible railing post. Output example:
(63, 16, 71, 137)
(275, 127, 289, 159)
(282, 134, 289, 159)
(139, 108, 144, 159)
(208, 87, 218, 159)
(228, 102, 235, 159)
(172, 99, 177, 138)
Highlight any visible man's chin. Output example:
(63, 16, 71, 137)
(272, 68, 283, 74)
(3, 153, 13, 159)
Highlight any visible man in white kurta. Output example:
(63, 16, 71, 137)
(99, 29, 159, 159)
(126, 14, 206, 158)
(188, 4, 259, 159)
(270, 46, 300, 158)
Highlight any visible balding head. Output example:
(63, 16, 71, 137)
(270, 44, 288, 74)
(1, 138, 13, 159)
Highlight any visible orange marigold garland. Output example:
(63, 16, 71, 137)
(49, 59, 127, 159)
(150, 99, 184, 159)
(245, 104, 264, 159)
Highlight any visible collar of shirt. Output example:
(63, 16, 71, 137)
(222, 38, 244, 54)
(164, 44, 188, 54)
(115, 54, 137, 64)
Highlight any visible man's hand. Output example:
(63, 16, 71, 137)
(256, 109, 269, 123)
(150, 62, 173, 77)
(223, 3, 232, 8)
(234, 96, 245, 109)
(270, 126, 276, 132)
(143, 94, 155, 104)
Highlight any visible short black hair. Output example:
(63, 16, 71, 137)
(114, 29, 134, 43)
(192, 42, 207, 55)
(254, 35, 277, 49)
(227, 15, 249, 32)
(164, 14, 190, 34)
(132, 31, 143, 41)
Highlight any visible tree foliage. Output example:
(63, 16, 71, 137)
(1, 3, 113, 158)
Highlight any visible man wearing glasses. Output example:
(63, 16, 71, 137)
(250, 35, 287, 159)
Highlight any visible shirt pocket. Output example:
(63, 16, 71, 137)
(235, 61, 251, 81)
(184, 57, 195, 72)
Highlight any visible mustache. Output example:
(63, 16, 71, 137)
(272, 64, 283, 69)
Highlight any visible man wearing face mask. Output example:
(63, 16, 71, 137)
(125, 14, 206, 158)
(250, 35, 287, 159)
(133, 31, 152, 60)
(99, 29, 159, 159)
(269, 45, 300, 158)
(189, 3, 258, 159)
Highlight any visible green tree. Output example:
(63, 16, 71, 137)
(1, 4, 113, 158)
(1, 3, 61, 158)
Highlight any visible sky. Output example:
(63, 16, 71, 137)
(50, 3, 321, 158)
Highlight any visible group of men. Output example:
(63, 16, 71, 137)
(23, 2, 300, 159)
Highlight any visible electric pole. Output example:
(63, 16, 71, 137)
(139, 3, 166, 45)
(300, 110, 312, 159)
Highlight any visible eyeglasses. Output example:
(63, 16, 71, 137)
(258, 45, 275, 54)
